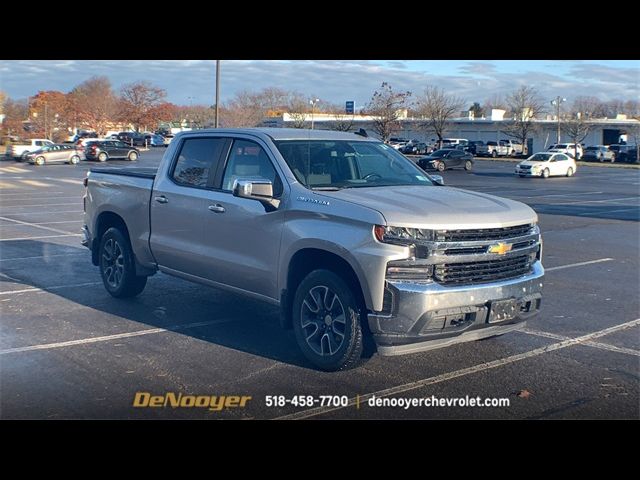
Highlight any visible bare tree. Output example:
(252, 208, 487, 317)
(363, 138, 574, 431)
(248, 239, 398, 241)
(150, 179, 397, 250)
(220, 87, 296, 128)
(414, 86, 463, 148)
(68, 76, 117, 136)
(484, 93, 508, 113)
(324, 102, 355, 132)
(365, 82, 411, 142)
(286, 94, 310, 129)
(562, 112, 591, 159)
(118, 81, 167, 132)
(501, 86, 545, 155)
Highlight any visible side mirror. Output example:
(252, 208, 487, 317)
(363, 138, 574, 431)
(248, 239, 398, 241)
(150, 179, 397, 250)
(430, 174, 444, 185)
(232, 178, 280, 209)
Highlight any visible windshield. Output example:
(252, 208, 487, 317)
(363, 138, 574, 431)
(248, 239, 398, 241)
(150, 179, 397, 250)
(528, 153, 552, 162)
(274, 140, 434, 189)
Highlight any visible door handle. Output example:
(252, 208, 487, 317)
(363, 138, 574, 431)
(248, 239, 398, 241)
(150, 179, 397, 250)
(154, 196, 168, 204)
(208, 204, 225, 213)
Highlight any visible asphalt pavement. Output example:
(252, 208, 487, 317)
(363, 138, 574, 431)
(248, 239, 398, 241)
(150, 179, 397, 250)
(1, 149, 638, 419)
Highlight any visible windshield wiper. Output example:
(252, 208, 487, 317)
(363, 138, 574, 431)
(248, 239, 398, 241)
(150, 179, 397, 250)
(311, 186, 343, 191)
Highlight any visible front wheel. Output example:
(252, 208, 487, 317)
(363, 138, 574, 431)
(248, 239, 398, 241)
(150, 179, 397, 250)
(69, 155, 80, 165)
(464, 160, 473, 171)
(542, 168, 550, 178)
(128, 151, 138, 161)
(491, 150, 497, 158)
(292, 270, 364, 371)
(98, 152, 108, 162)
(99, 227, 147, 298)
(437, 161, 446, 172)
(35, 156, 45, 166)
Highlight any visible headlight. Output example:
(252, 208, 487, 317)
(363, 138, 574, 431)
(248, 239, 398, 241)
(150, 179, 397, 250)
(374, 225, 435, 245)
(386, 260, 433, 281)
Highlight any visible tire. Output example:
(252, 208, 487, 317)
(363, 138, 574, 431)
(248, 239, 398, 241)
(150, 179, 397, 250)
(35, 156, 45, 166)
(99, 227, 147, 298)
(542, 168, 550, 178)
(437, 161, 446, 172)
(599, 155, 604, 163)
(610, 155, 615, 163)
(491, 150, 497, 158)
(69, 155, 80, 165)
(566, 167, 574, 177)
(519, 174, 526, 178)
(464, 160, 473, 171)
(98, 152, 108, 162)
(128, 151, 138, 161)
(511, 150, 516, 156)
(292, 269, 364, 371)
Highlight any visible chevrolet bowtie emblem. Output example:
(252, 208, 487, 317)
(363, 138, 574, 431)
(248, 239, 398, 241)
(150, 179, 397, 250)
(488, 242, 513, 255)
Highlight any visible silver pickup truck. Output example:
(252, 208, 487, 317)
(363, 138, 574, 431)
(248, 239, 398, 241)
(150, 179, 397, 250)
(82, 128, 544, 371)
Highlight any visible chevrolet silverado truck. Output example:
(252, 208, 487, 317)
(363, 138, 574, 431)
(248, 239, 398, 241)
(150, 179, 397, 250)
(82, 128, 544, 371)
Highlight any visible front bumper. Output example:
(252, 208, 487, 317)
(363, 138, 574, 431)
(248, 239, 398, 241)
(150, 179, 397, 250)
(515, 168, 540, 177)
(368, 261, 544, 355)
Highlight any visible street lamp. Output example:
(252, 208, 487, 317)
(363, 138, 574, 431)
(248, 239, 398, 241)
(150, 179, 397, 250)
(551, 96, 566, 144)
(309, 98, 320, 130)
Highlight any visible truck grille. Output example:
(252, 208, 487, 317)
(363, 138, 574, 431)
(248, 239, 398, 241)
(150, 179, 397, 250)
(434, 254, 534, 286)
(436, 224, 533, 242)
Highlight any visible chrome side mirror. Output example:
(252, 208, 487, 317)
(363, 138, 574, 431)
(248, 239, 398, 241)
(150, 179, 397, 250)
(430, 174, 444, 185)
(232, 178, 280, 209)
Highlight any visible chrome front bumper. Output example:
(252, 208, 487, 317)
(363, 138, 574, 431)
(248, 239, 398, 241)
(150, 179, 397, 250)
(368, 262, 544, 355)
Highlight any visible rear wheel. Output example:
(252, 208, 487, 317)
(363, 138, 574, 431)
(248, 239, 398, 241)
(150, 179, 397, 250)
(292, 270, 364, 371)
(99, 227, 147, 298)
(128, 151, 138, 161)
(98, 152, 108, 162)
(437, 161, 446, 172)
(491, 150, 497, 158)
(464, 160, 473, 171)
(566, 167, 574, 177)
(35, 156, 45, 166)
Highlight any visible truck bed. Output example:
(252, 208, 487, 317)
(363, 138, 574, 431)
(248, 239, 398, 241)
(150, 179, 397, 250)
(90, 167, 158, 179)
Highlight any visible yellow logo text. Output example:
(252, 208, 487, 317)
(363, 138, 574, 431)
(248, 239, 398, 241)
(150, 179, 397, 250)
(133, 392, 252, 411)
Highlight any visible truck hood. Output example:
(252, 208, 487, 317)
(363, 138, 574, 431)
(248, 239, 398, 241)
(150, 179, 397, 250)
(321, 185, 537, 229)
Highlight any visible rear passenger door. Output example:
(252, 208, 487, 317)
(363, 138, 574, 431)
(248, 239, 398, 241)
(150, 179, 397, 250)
(149, 136, 227, 277)
(199, 137, 287, 301)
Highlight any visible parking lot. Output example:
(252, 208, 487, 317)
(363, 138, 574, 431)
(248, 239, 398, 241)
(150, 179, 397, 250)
(1, 149, 638, 419)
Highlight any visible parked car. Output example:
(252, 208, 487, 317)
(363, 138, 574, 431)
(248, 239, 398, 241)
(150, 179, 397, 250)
(144, 133, 165, 147)
(547, 143, 583, 160)
(84, 140, 139, 162)
(387, 137, 410, 150)
(466, 140, 485, 155)
(582, 145, 616, 163)
(82, 128, 543, 371)
(608, 144, 638, 163)
(500, 139, 524, 155)
(24, 144, 82, 166)
(117, 132, 146, 147)
(7, 139, 54, 160)
(162, 134, 174, 146)
(400, 142, 428, 155)
(515, 152, 577, 178)
(417, 149, 474, 172)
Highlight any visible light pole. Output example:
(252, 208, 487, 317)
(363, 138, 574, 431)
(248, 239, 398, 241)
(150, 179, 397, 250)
(309, 98, 319, 130)
(215, 60, 220, 128)
(551, 96, 566, 144)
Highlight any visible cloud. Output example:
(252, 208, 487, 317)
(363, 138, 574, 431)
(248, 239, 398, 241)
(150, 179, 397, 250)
(0, 60, 637, 107)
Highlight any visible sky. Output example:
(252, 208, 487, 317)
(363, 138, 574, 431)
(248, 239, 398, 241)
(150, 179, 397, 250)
(1, 60, 638, 109)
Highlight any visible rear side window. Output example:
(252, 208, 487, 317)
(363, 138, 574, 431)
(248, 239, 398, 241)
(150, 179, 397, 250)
(172, 138, 225, 188)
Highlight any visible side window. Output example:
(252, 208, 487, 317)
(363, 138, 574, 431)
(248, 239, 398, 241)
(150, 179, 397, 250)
(222, 139, 282, 196)
(172, 137, 225, 188)
(557, 154, 568, 161)
(35, 141, 43, 146)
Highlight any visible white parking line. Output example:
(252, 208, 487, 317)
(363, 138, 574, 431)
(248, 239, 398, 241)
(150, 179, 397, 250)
(0, 191, 65, 196)
(0, 234, 80, 242)
(578, 207, 639, 216)
(0, 215, 81, 235)
(521, 329, 640, 357)
(0, 281, 103, 296)
(0, 253, 86, 262)
(555, 197, 639, 205)
(0, 318, 236, 355)
(274, 318, 640, 420)
(1, 210, 83, 215)
(546, 258, 614, 272)
(1, 203, 80, 208)
(1, 220, 82, 226)
(519, 191, 604, 199)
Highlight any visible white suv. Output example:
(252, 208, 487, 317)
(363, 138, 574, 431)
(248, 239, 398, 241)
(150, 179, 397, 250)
(548, 143, 583, 159)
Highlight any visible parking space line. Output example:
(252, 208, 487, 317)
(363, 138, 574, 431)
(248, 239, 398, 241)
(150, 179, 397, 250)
(0, 253, 86, 262)
(518, 191, 604, 199)
(521, 329, 640, 357)
(0, 234, 80, 242)
(1, 203, 80, 208)
(0, 191, 65, 196)
(0, 281, 103, 296)
(274, 318, 640, 420)
(578, 208, 638, 216)
(0, 318, 236, 355)
(0, 210, 83, 215)
(546, 258, 614, 272)
(19, 180, 53, 187)
(0, 215, 82, 235)
(554, 197, 639, 205)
